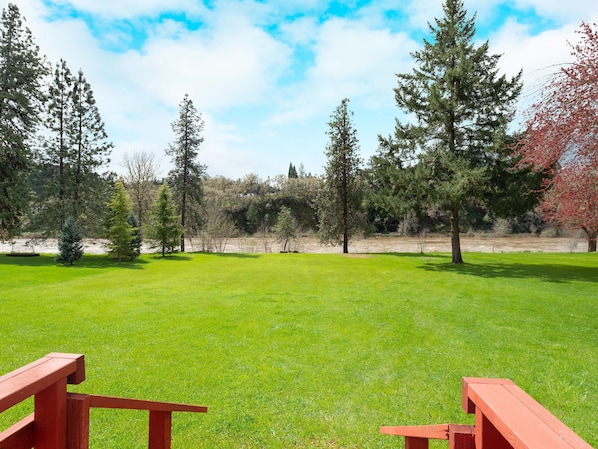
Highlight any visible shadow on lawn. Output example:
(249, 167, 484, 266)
(418, 260, 597, 283)
(0, 253, 148, 269)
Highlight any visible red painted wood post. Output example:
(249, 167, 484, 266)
(475, 412, 512, 449)
(148, 410, 172, 449)
(67, 394, 90, 449)
(405, 436, 428, 449)
(34, 377, 68, 449)
(449, 425, 475, 449)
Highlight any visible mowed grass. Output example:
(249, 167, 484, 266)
(0, 251, 596, 448)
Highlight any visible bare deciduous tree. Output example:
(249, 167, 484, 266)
(122, 151, 160, 228)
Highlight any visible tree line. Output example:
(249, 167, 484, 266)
(1, 1, 596, 263)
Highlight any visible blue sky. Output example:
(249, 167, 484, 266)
(10, 0, 598, 179)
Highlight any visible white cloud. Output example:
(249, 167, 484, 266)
(40, 0, 206, 19)
(269, 18, 416, 124)
(511, 0, 598, 22)
(121, 12, 292, 111)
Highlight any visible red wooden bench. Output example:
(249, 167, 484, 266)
(0, 353, 207, 449)
(381, 377, 594, 449)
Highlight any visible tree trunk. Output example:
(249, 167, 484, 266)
(450, 206, 463, 264)
(343, 232, 348, 254)
(588, 229, 597, 252)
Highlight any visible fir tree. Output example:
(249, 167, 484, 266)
(70, 68, 113, 230)
(127, 211, 142, 261)
(316, 98, 366, 254)
(148, 183, 182, 257)
(55, 217, 84, 265)
(0, 3, 47, 238)
(105, 180, 134, 263)
(378, 0, 522, 263)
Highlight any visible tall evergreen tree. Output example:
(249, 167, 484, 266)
(34, 59, 74, 234)
(55, 216, 83, 265)
(0, 3, 47, 238)
(166, 94, 206, 252)
(70, 68, 113, 230)
(379, 0, 522, 263)
(148, 183, 182, 257)
(316, 98, 366, 254)
(105, 179, 134, 263)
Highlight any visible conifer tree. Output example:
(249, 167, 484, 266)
(55, 217, 84, 265)
(148, 183, 182, 257)
(379, 0, 522, 263)
(35, 59, 74, 235)
(315, 98, 366, 253)
(166, 94, 206, 251)
(70, 68, 113, 230)
(0, 3, 47, 238)
(105, 180, 134, 263)
(127, 211, 142, 261)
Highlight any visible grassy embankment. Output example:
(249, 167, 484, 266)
(0, 251, 596, 448)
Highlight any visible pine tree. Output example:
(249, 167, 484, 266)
(105, 180, 134, 263)
(315, 98, 366, 254)
(127, 211, 142, 261)
(166, 94, 206, 252)
(288, 163, 298, 179)
(0, 3, 47, 238)
(379, 0, 522, 263)
(70, 68, 113, 230)
(34, 59, 74, 235)
(148, 183, 182, 257)
(55, 217, 84, 265)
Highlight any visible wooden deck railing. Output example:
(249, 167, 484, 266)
(381, 377, 594, 449)
(0, 353, 207, 449)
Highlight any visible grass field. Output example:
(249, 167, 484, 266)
(0, 251, 596, 448)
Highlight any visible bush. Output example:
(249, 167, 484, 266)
(55, 217, 84, 265)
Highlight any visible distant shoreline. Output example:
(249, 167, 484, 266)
(1, 235, 589, 255)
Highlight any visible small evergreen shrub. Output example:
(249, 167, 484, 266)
(55, 217, 84, 265)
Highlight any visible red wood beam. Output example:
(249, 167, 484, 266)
(89, 395, 207, 413)
(380, 424, 449, 439)
(1, 354, 84, 414)
(0, 413, 34, 449)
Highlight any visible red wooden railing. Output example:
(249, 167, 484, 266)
(381, 377, 594, 449)
(0, 353, 207, 449)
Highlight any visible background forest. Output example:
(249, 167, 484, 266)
(1, 1, 596, 257)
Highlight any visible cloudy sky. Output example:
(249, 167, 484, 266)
(9, 0, 598, 179)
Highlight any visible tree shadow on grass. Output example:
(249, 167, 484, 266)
(418, 260, 597, 283)
(0, 253, 148, 269)
(147, 254, 193, 261)
(195, 252, 260, 259)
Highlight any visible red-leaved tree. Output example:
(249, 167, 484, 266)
(517, 22, 598, 251)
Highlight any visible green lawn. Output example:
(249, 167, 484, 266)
(0, 252, 596, 448)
